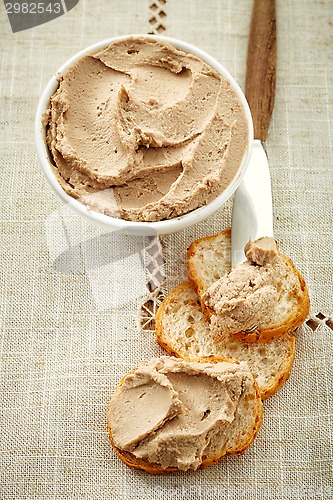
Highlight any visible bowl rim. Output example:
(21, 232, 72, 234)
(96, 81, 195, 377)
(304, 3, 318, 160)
(35, 34, 253, 235)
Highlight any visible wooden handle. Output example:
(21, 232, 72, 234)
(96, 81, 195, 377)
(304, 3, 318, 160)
(245, 0, 276, 141)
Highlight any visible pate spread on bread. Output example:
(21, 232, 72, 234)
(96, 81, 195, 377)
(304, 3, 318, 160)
(155, 281, 295, 399)
(107, 356, 262, 472)
(155, 228, 309, 398)
(188, 229, 310, 342)
(202, 237, 280, 338)
(108, 229, 309, 471)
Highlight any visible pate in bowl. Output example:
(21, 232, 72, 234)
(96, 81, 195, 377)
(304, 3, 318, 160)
(35, 35, 253, 235)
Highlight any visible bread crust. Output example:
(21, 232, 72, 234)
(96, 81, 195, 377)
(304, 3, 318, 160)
(155, 282, 296, 399)
(107, 356, 262, 474)
(187, 228, 310, 342)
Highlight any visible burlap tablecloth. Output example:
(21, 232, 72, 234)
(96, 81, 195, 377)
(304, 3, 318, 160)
(1, 0, 332, 498)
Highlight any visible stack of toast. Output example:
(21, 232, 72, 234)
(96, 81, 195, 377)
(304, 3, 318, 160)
(108, 228, 310, 473)
(156, 228, 310, 399)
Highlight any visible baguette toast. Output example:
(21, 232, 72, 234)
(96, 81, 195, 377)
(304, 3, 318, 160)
(107, 356, 262, 473)
(156, 282, 295, 399)
(187, 228, 310, 342)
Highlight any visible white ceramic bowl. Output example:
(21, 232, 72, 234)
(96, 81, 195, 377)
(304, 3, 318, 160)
(35, 34, 253, 236)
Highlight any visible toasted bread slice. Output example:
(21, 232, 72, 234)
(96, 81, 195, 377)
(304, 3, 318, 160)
(156, 282, 296, 399)
(107, 356, 262, 473)
(187, 228, 310, 342)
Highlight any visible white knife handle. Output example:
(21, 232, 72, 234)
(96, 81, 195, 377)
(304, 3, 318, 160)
(231, 140, 274, 267)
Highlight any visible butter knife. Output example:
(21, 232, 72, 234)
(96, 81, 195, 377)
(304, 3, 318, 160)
(231, 0, 276, 267)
